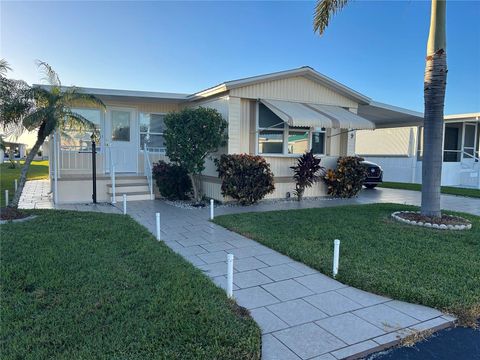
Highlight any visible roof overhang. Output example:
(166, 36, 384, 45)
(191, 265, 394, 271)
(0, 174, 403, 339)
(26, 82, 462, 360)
(34, 85, 189, 103)
(357, 101, 424, 128)
(261, 99, 375, 130)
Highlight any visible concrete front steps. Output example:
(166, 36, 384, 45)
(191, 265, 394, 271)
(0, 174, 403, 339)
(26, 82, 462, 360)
(107, 175, 153, 201)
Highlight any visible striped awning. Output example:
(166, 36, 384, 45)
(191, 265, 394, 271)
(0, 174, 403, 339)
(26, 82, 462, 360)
(260, 99, 375, 130)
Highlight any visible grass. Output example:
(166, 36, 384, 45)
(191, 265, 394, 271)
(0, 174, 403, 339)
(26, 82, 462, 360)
(1, 210, 260, 359)
(379, 181, 480, 198)
(0, 160, 49, 205)
(214, 203, 480, 325)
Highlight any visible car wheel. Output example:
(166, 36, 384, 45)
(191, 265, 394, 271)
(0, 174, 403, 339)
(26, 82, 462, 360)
(364, 184, 377, 189)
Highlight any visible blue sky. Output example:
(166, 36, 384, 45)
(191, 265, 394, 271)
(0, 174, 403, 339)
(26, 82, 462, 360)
(1, 1, 479, 114)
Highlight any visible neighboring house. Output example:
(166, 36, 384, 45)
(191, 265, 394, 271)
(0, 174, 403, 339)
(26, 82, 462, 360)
(356, 113, 480, 188)
(0, 130, 46, 163)
(46, 66, 423, 204)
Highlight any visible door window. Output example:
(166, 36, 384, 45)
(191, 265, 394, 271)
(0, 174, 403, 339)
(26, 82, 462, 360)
(111, 111, 131, 142)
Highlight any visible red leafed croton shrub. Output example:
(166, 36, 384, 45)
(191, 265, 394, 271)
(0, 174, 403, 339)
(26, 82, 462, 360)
(324, 156, 367, 198)
(215, 154, 275, 205)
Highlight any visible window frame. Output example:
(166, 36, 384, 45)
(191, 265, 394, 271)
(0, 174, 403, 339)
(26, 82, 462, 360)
(255, 102, 327, 157)
(139, 112, 167, 154)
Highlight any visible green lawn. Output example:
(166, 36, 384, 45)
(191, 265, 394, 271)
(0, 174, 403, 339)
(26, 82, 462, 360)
(1, 210, 260, 359)
(214, 203, 480, 325)
(0, 160, 49, 205)
(379, 181, 480, 198)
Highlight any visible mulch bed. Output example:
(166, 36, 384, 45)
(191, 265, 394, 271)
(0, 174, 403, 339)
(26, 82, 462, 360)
(0, 207, 28, 221)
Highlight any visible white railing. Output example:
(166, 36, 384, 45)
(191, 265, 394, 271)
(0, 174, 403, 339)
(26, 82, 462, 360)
(59, 145, 94, 171)
(108, 145, 116, 204)
(143, 143, 154, 200)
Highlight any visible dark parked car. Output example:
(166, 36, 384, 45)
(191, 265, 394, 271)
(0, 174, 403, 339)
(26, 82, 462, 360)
(361, 160, 383, 189)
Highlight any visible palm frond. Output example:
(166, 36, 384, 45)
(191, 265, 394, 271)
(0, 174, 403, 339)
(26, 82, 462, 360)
(22, 108, 51, 131)
(61, 88, 106, 110)
(36, 60, 61, 87)
(313, 0, 350, 36)
(0, 59, 12, 77)
(61, 109, 95, 133)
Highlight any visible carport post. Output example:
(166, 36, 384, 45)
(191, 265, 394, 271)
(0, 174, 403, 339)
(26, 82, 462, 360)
(210, 199, 214, 220)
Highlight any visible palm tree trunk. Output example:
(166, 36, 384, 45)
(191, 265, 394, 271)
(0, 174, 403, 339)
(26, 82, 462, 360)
(421, 0, 447, 218)
(9, 133, 46, 209)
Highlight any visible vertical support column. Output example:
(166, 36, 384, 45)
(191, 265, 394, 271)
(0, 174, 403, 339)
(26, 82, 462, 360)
(111, 165, 116, 204)
(123, 194, 127, 215)
(210, 199, 214, 220)
(53, 132, 58, 204)
(5, 190, 8, 206)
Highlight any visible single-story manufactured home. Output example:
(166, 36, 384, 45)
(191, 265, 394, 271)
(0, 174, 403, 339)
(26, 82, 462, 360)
(356, 113, 480, 189)
(47, 66, 424, 204)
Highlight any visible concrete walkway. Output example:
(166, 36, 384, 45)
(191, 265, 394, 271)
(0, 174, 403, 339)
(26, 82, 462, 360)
(19, 181, 478, 359)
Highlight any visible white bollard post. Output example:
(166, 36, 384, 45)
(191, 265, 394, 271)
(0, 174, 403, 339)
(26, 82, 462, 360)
(227, 254, 234, 298)
(210, 199, 214, 220)
(14, 179, 18, 192)
(5, 190, 8, 206)
(156, 212, 161, 241)
(123, 194, 127, 215)
(333, 239, 340, 278)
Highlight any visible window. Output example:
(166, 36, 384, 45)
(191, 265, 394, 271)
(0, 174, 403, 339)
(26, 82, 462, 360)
(288, 130, 309, 154)
(311, 129, 326, 155)
(140, 113, 166, 152)
(61, 108, 102, 151)
(257, 103, 314, 156)
(111, 110, 131, 142)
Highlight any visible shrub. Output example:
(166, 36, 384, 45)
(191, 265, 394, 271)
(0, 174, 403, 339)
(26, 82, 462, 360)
(215, 154, 275, 205)
(290, 150, 324, 201)
(323, 156, 367, 198)
(152, 161, 192, 200)
(164, 107, 228, 202)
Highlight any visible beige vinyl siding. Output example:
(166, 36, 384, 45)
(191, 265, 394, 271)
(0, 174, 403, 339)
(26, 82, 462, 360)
(356, 127, 417, 155)
(228, 97, 242, 154)
(230, 76, 358, 108)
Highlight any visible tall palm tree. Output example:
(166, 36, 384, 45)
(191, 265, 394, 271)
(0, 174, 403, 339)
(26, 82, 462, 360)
(314, 0, 447, 217)
(1, 61, 105, 208)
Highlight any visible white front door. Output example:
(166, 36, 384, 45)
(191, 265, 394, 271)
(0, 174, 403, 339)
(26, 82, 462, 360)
(106, 107, 137, 173)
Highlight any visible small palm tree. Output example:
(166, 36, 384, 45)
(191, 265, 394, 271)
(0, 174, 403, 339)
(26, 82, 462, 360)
(1, 61, 105, 208)
(314, 0, 447, 217)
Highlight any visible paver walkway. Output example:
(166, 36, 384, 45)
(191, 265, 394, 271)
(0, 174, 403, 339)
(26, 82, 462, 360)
(122, 200, 456, 360)
(19, 181, 477, 359)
